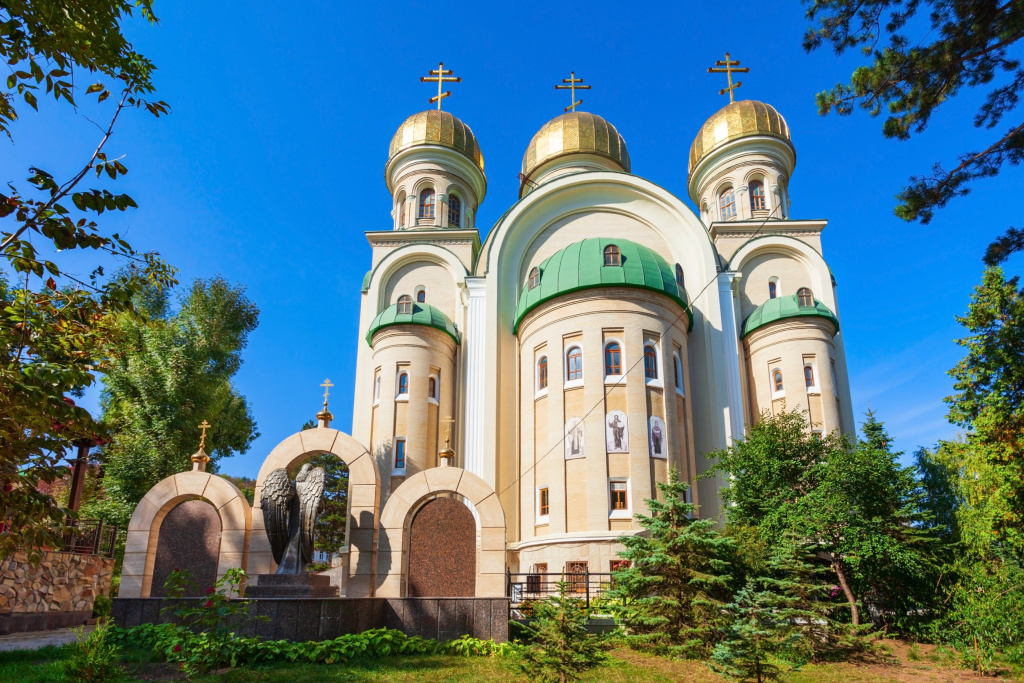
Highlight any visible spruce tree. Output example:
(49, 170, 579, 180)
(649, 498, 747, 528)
(710, 578, 793, 683)
(518, 582, 609, 683)
(607, 468, 734, 657)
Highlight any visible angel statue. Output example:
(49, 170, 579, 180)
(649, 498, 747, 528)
(260, 463, 326, 574)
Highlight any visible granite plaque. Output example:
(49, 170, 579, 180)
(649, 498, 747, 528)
(407, 497, 475, 597)
(150, 500, 221, 597)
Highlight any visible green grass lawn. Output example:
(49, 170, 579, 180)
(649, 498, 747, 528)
(0, 641, 1007, 682)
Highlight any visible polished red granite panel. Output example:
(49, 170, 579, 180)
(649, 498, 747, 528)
(151, 499, 221, 597)
(407, 497, 475, 597)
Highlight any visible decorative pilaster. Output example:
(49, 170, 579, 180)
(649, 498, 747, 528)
(717, 273, 746, 445)
(462, 277, 487, 478)
(435, 193, 448, 228)
(770, 184, 781, 219)
(736, 185, 749, 220)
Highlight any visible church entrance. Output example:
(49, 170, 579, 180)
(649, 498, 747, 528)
(407, 497, 476, 597)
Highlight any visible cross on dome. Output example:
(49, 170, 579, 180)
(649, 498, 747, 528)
(707, 52, 750, 103)
(555, 71, 591, 112)
(420, 61, 461, 110)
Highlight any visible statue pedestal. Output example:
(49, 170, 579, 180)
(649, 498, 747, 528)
(246, 573, 339, 599)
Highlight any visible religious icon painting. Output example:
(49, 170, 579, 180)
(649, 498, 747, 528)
(648, 416, 667, 459)
(605, 410, 628, 453)
(564, 417, 585, 460)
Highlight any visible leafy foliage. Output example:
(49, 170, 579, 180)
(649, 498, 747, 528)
(88, 277, 259, 530)
(0, 0, 174, 558)
(802, 0, 1024, 262)
(60, 619, 124, 682)
(517, 581, 610, 683)
(606, 468, 734, 657)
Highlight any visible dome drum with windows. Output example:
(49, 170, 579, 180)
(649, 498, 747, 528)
(366, 298, 460, 347)
(741, 290, 839, 339)
(514, 238, 692, 334)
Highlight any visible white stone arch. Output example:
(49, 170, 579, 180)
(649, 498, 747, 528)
(376, 467, 506, 597)
(365, 244, 469, 317)
(119, 471, 251, 598)
(250, 427, 381, 597)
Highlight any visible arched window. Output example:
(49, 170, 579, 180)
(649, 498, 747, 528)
(603, 245, 621, 267)
(768, 280, 777, 299)
(797, 287, 814, 307)
(374, 376, 381, 402)
(673, 354, 683, 391)
(398, 197, 406, 228)
(448, 195, 461, 227)
(397, 295, 412, 314)
(675, 264, 685, 293)
(644, 344, 658, 380)
(604, 342, 622, 376)
(719, 187, 737, 220)
(749, 180, 766, 211)
(416, 289, 426, 303)
(566, 347, 583, 381)
(773, 369, 784, 392)
(428, 376, 437, 399)
(528, 267, 540, 290)
(538, 356, 548, 390)
(418, 188, 435, 219)
(804, 365, 815, 389)
(398, 372, 409, 395)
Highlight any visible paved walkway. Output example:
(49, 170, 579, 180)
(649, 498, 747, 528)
(0, 625, 93, 652)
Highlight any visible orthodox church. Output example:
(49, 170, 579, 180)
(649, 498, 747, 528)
(351, 63, 853, 578)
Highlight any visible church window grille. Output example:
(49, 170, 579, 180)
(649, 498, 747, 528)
(720, 188, 737, 220)
(416, 290, 426, 303)
(769, 280, 777, 299)
(538, 356, 548, 389)
(428, 376, 437, 399)
(604, 245, 621, 266)
(675, 264, 685, 293)
(398, 372, 409, 395)
(539, 487, 549, 517)
(773, 369, 784, 392)
(610, 481, 628, 510)
(644, 344, 658, 380)
(797, 287, 814, 307)
(749, 180, 766, 211)
(418, 189, 435, 219)
(394, 438, 406, 470)
(804, 365, 815, 388)
(528, 267, 540, 290)
(566, 347, 583, 381)
(605, 343, 622, 376)
(397, 295, 413, 314)
(448, 195, 461, 227)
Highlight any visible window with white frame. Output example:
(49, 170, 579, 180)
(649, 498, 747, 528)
(609, 479, 630, 518)
(393, 437, 407, 473)
(537, 355, 549, 393)
(396, 371, 409, 399)
(537, 486, 550, 524)
(373, 375, 381, 404)
(414, 285, 426, 303)
(831, 360, 839, 397)
(644, 343, 659, 382)
(804, 361, 819, 393)
(428, 375, 438, 402)
(769, 276, 780, 300)
(566, 346, 583, 383)
(719, 187, 737, 220)
(604, 341, 622, 378)
(771, 367, 785, 398)
(673, 353, 684, 395)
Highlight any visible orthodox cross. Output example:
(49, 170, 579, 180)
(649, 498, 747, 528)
(320, 378, 333, 410)
(555, 71, 591, 112)
(197, 420, 211, 450)
(441, 415, 456, 446)
(421, 61, 461, 110)
(707, 52, 749, 103)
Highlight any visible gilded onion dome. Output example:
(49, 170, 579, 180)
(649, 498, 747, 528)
(688, 100, 793, 174)
(388, 110, 484, 172)
(522, 111, 630, 180)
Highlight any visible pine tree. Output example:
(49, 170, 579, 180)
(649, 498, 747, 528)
(518, 582, 609, 683)
(607, 468, 734, 657)
(710, 579, 793, 683)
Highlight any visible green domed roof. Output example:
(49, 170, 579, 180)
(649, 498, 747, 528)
(366, 302, 460, 347)
(513, 238, 692, 334)
(741, 293, 839, 339)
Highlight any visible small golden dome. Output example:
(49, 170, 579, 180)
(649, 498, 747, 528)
(522, 111, 630, 180)
(688, 100, 793, 174)
(388, 110, 484, 172)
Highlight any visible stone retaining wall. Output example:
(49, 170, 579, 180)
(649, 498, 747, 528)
(112, 596, 509, 643)
(0, 549, 115, 634)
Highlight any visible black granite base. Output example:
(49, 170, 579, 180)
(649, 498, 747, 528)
(111, 596, 509, 643)
(245, 573, 339, 598)
(0, 611, 91, 635)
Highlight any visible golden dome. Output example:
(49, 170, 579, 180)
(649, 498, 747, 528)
(688, 100, 793, 174)
(522, 111, 630, 179)
(388, 110, 484, 172)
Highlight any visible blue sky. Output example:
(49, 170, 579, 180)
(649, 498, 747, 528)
(6, 1, 1020, 477)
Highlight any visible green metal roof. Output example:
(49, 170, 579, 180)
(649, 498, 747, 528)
(361, 269, 373, 293)
(741, 293, 839, 339)
(513, 237, 693, 334)
(365, 302, 460, 347)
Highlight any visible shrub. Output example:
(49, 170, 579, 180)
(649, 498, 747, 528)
(91, 594, 112, 619)
(518, 582, 610, 682)
(61, 619, 124, 682)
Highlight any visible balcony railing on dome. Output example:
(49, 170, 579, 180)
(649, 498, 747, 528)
(63, 519, 118, 558)
(506, 570, 622, 618)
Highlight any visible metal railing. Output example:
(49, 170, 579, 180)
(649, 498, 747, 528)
(506, 570, 620, 617)
(63, 519, 118, 558)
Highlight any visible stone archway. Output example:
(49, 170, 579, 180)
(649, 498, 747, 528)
(377, 467, 506, 597)
(250, 427, 380, 597)
(119, 471, 251, 598)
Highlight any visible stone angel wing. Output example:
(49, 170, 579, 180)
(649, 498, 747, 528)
(296, 465, 326, 566)
(260, 468, 295, 566)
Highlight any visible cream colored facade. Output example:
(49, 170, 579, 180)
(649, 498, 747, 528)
(352, 99, 856, 579)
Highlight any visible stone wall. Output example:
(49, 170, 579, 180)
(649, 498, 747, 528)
(0, 549, 115, 634)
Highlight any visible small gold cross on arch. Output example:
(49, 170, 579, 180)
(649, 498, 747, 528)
(197, 420, 211, 450)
